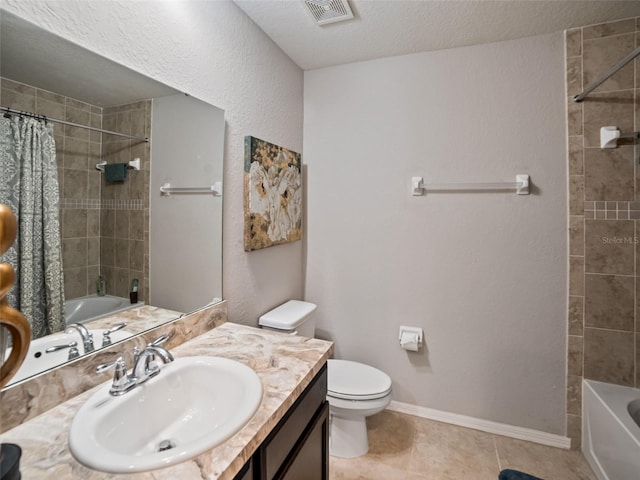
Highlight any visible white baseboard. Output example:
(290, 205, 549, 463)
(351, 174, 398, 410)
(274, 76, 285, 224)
(386, 400, 571, 450)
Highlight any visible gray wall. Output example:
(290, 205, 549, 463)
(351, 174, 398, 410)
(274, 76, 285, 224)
(303, 33, 567, 434)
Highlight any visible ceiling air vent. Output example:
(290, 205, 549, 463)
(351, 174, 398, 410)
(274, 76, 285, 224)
(303, 0, 354, 26)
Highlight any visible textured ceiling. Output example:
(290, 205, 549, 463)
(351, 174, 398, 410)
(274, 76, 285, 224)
(1, 10, 179, 107)
(234, 0, 640, 70)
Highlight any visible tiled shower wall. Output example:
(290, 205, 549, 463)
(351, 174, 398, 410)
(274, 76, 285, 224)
(0, 78, 103, 299)
(100, 101, 151, 302)
(565, 17, 639, 448)
(0, 78, 150, 303)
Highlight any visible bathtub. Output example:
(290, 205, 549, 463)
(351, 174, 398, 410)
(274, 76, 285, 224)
(65, 294, 142, 324)
(582, 379, 640, 480)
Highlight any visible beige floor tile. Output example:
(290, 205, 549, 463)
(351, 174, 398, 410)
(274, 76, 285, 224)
(407, 418, 500, 479)
(330, 456, 407, 480)
(330, 411, 597, 480)
(405, 471, 484, 480)
(364, 411, 416, 469)
(495, 435, 597, 480)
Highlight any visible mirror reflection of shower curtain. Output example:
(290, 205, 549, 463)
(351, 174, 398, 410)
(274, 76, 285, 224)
(0, 115, 65, 338)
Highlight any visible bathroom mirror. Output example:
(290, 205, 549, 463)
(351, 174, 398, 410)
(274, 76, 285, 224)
(0, 10, 224, 387)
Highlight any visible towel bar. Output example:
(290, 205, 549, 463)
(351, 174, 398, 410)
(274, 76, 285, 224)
(412, 175, 529, 195)
(159, 182, 222, 197)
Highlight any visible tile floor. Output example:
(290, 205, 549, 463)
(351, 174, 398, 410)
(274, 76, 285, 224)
(329, 411, 596, 480)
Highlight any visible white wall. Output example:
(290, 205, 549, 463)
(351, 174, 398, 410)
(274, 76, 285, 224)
(304, 34, 567, 434)
(150, 94, 224, 313)
(1, 0, 305, 324)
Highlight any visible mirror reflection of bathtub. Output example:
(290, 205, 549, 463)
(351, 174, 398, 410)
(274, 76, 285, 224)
(5, 294, 147, 385)
(6, 328, 132, 385)
(65, 295, 142, 325)
(4, 296, 185, 387)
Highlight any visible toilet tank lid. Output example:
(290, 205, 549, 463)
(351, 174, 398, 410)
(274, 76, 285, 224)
(258, 300, 317, 330)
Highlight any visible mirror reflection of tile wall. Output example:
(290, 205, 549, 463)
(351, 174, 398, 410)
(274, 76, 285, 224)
(100, 101, 151, 302)
(565, 16, 639, 448)
(0, 78, 150, 302)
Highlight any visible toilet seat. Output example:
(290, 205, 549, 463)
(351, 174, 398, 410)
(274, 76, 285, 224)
(327, 359, 392, 401)
(327, 392, 392, 415)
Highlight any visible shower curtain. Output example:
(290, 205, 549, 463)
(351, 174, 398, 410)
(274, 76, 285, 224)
(0, 115, 65, 338)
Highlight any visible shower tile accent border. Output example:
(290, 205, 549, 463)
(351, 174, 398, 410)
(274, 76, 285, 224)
(58, 198, 101, 209)
(59, 198, 145, 210)
(565, 16, 640, 449)
(583, 200, 640, 220)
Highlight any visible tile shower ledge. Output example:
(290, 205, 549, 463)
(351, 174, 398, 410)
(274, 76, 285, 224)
(0, 323, 334, 479)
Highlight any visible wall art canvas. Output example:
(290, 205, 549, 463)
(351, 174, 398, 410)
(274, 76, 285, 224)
(244, 136, 302, 251)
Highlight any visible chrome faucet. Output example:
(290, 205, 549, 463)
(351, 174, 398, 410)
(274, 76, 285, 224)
(65, 323, 94, 354)
(132, 335, 174, 385)
(96, 334, 174, 396)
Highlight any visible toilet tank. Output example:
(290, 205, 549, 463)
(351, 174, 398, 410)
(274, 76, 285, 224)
(258, 300, 317, 338)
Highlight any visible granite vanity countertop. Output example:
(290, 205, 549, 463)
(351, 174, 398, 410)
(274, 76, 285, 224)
(0, 322, 334, 479)
(84, 305, 182, 335)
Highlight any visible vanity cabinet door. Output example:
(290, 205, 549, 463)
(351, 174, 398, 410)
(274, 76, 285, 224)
(278, 402, 329, 480)
(258, 364, 328, 480)
(234, 459, 253, 480)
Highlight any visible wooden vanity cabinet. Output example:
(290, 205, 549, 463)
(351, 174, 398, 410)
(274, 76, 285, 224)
(235, 460, 254, 480)
(278, 403, 329, 480)
(234, 363, 329, 480)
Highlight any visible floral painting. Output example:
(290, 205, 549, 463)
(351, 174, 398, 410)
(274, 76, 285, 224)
(244, 136, 302, 251)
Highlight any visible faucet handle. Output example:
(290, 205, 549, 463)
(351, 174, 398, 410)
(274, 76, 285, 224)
(46, 341, 80, 360)
(104, 322, 127, 335)
(133, 345, 141, 363)
(102, 322, 127, 347)
(95, 357, 121, 373)
(45, 340, 78, 353)
(96, 356, 137, 396)
(148, 334, 170, 347)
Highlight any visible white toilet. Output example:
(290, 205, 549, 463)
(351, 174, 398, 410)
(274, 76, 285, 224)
(259, 300, 392, 458)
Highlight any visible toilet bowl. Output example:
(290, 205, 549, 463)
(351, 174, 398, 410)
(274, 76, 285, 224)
(259, 300, 393, 458)
(326, 359, 392, 458)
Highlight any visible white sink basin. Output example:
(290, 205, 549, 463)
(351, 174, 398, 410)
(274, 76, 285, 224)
(69, 356, 263, 473)
(5, 328, 131, 385)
